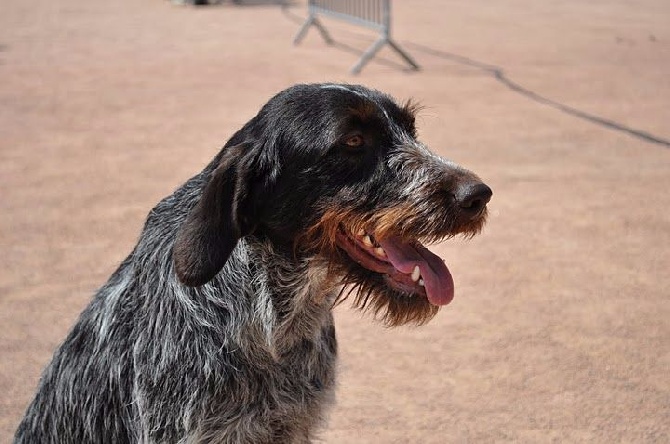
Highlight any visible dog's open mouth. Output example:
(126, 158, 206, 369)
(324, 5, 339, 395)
(335, 226, 454, 306)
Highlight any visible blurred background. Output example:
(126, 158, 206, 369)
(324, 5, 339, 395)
(1, 0, 668, 442)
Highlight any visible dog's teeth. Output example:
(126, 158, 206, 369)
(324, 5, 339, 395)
(411, 265, 421, 282)
(374, 247, 387, 258)
(362, 235, 373, 247)
(418, 278, 425, 286)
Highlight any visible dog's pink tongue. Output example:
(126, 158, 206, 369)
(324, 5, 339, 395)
(378, 236, 454, 306)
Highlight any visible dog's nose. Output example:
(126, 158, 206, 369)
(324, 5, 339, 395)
(455, 182, 492, 215)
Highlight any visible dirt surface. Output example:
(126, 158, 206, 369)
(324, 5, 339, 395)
(1, 0, 669, 442)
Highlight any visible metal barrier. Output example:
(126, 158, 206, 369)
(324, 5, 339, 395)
(293, 0, 419, 74)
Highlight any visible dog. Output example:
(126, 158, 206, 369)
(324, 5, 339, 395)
(14, 83, 491, 443)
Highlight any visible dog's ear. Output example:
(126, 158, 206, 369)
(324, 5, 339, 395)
(173, 143, 257, 287)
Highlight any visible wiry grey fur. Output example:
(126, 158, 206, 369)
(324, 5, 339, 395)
(14, 83, 491, 443)
(15, 164, 337, 443)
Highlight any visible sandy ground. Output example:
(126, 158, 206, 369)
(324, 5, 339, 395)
(1, 0, 669, 442)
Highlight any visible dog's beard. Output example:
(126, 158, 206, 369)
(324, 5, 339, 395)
(335, 264, 441, 327)
(298, 206, 486, 326)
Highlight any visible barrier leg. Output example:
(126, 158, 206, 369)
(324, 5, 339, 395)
(293, 15, 334, 45)
(351, 37, 386, 74)
(387, 39, 420, 71)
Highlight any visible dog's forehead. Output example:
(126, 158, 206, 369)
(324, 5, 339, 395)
(255, 84, 420, 159)
(318, 83, 382, 101)
(312, 84, 417, 143)
(318, 83, 397, 118)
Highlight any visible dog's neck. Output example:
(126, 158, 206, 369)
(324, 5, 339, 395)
(233, 237, 338, 359)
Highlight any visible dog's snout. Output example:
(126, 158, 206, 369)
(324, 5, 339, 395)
(455, 182, 492, 214)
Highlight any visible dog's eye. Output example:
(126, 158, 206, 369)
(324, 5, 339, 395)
(344, 135, 364, 149)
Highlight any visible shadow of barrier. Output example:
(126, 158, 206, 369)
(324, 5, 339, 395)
(405, 42, 670, 149)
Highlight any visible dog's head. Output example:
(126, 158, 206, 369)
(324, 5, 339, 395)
(173, 83, 491, 325)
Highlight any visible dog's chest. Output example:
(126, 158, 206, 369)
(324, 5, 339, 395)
(194, 323, 338, 442)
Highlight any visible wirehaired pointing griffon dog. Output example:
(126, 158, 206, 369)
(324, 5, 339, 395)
(15, 83, 492, 443)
